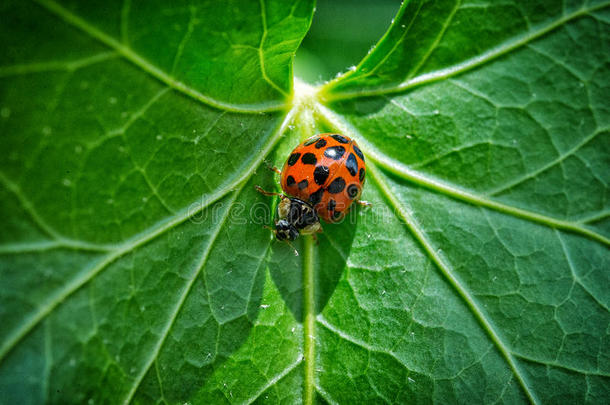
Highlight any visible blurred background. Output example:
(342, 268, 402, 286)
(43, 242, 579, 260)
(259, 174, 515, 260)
(294, 0, 400, 84)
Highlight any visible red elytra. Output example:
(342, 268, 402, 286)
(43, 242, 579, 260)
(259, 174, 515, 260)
(280, 133, 366, 222)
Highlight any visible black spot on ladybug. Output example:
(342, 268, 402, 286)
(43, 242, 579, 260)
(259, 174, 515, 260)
(309, 187, 324, 205)
(327, 199, 336, 212)
(353, 145, 365, 161)
(331, 134, 349, 144)
(298, 179, 308, 190)
(359, 168, 365, 182)
(324, 146, 345, 160)
(301, 153, 317, 165)
(327, 177, 346, 193)
(287, 175, 296, 186)
(315, 139, 327, 148)
(346, 153, 358, 176)
(332, 210, 342, 220)
(347, 184, 359, 199)
(314, 165, 330, 185)
(304, 136, 319, 146)
(288, 153, 300, 166)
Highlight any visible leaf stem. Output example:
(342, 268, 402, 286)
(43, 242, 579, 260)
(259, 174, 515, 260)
(303, 235, 315, 405)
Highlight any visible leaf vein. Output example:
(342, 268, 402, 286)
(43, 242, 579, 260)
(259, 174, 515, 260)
(406, 0, 462, 80)
(0, 52, 118, 78)
(488, 131, 603, 197)
(0, 173, 117, 252)
(0, 106, 298, 364)
(315, 384, 339, 405)
(556, 230, 609, 313)
(367, 162, 539, 405)
(258, 0, 288, 96)
(513, 352, 610, 377)
(32, 0, 284, 113)
(317, 316, 406, 366)
(122, 189, 241, 404)
(328, 0, 425, 87)
(314, 102, 610, 246)
(324, 2, 610, 101)
(244, 354, 304, 405)
(120, 0, 131, 44)
(303, 236, 316, 405)
(170, 5, 196, 76)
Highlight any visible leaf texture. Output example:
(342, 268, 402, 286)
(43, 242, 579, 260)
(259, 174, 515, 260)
(1, 0, 608, 404)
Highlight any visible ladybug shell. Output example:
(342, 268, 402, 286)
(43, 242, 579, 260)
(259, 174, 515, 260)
(280, 133, 366, 223)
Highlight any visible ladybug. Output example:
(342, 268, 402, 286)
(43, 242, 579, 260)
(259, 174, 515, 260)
(256, 133, 369, 244)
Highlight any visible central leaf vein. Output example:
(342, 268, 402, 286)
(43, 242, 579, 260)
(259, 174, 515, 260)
(303, 225, 316, 405)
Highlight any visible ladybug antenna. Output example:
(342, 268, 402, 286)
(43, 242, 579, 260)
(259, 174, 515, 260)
(262, 224, 275, 234)
(262, 160, 282, 175)
(285, 240, 299, 257)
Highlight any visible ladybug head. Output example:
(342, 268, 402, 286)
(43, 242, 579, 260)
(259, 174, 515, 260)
(275, 197, 321, 241)
(275, 219, 299, 241)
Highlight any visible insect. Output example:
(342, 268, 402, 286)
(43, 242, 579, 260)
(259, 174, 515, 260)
(256, 133, 369, 246)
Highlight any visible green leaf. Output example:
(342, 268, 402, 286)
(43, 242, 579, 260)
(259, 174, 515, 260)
(1, 0, 609, 404)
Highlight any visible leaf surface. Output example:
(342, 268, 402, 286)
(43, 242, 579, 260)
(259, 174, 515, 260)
(1, 0, 609, 404)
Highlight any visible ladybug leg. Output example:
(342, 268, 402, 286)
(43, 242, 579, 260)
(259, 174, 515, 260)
(263, 160, 282, 175)
(262, 224, 298, 256)
(284, 240, 299, 256)
(311, 233, 319, 245)
(312, 226, 323, 245)
(356, 200, 372, 207)
(260, 224, 276, 238)
(255, 185, 284, 198)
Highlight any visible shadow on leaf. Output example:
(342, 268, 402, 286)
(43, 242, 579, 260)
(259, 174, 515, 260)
(268, 205, 360, 322)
